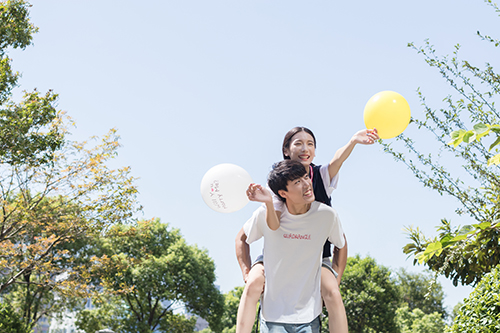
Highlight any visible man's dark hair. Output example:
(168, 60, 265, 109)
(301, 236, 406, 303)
(268, 160, 307, 202)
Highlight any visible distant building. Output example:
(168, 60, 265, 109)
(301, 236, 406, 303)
(36, 297, 94, 333)
(195, 316, 209, 331)
(33, 316, 50, 333)
(47, 311, 81, 333)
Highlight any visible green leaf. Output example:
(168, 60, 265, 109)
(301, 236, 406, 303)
(463, 131, 475, 143)
(487, 153, 500, 166)
(473, 123, 489, 134)
(440, 234, 455, 248)
(416, 251, 426, 264)
(473, 222, 491, 230)
(450, 130, 462, 140)
(449, 129, 468, 147)
(452, 138, 463, 148)
(490, 124, 500, 133)
(451, 234, 468, 242)
(458, 225, 474, 235)
(489, 136, 500, 151)
(423, 241, 443, 259)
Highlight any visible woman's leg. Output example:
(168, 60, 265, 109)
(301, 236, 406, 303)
(236, 263, 265, 333)
(321, 266, 348, 333)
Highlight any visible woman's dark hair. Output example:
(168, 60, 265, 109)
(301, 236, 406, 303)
(282, 127, 317, 159)
(268, 160, 307, 202)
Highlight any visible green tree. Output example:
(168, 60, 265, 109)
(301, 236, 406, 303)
(73, 294, 126, 333)
(75, 294, 197, 333)
(447, 265, 500, 333)
(220, 287, 242, 331)
(450, 302, 463, 322)
(0, 0, 140, 329)
(0, 302, 31, 333)
(395, 269, 447, 318)
(85, 219, 224, 333)
(0, 0, 37, 103)
(381, 0, 500, 287)
(0, 0, 62, 166)
(449, 123, 500, 166)
(396, 306, 445, 333)
(0, 124, 140, 329)
(198, 286, 261, 333)
(340, 255, 399, 333)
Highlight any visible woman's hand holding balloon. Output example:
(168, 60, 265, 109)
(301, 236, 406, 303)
(351, 128, 379, 145)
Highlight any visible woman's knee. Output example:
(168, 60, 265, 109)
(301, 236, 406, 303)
(321, 271, 342, 303)
(245, 265, 265, 296)
(322, 285, 342, 303)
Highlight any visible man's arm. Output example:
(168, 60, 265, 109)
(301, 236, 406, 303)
(235, 227, 252, 283)
(247, 183, 280, 231)
(332, 235, 347, 285)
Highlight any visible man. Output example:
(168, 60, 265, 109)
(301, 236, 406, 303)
(236, 160, 345, 333)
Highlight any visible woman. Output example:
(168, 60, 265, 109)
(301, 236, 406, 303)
(235, 127, 379, 333)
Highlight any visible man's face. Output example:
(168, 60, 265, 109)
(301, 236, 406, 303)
(279, 174, 315, 205)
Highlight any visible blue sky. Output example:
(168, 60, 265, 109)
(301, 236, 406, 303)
(10, 0, 500, 312)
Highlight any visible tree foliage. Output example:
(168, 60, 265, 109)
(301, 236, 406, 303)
(75, 294, 198, 333)
(382, 0, 500, 287)
(0, 0, 62, 166)
(219, 286, 242, 332)
(447, 264, 500, 333)
(74, 296, 125, 333)
(0, 2, 140, 329)
(449, 123, 500, 166)
(396, 306, 445, 333)
(0, 124, 140, 327)
(340, 255, 399, 333)
(395, 269, 446, 318)
(0, 90, 65, 166)
(198, 286, 262, 333)
(0, 302, 31, 333)
(0, 0, 37, 104)
(339, 257, 446, 333)
(84, 219, 224, 333)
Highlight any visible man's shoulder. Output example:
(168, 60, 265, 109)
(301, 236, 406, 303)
(244, 205, 267, 227)
(310, 201, 339, 220)
(312, 201, 336, 213)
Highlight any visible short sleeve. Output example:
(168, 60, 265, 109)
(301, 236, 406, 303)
(243, 206, 266, 244)
(271, 191, 285, 213)
(319, 164, 339, 197)
(327, 209, 345, 249)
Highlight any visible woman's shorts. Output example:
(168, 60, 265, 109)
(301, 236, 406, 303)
(260, 315, 320, 333)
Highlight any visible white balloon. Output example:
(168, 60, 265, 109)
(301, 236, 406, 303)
(200, 163, 253, 213)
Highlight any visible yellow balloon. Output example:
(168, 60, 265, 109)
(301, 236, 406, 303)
(363, 91, 411, 139)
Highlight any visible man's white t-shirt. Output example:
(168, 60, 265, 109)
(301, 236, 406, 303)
(243, 201, 345, 324)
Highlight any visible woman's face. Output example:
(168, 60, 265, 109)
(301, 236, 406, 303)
(284, 131, 316, 168)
